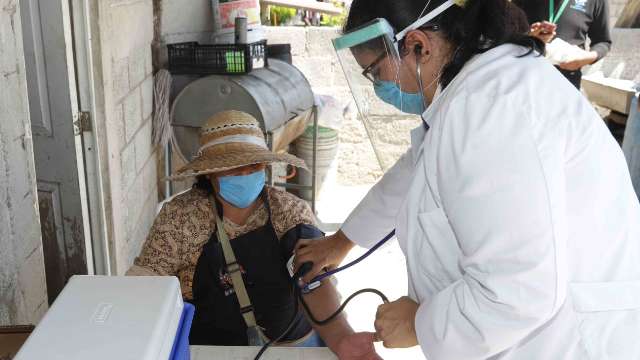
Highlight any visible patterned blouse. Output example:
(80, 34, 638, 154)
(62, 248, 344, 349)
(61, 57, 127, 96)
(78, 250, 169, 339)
(127, 186, 319, 299)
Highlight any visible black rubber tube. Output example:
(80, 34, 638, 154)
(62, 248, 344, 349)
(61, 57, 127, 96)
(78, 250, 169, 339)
(254, 284, 389, 360)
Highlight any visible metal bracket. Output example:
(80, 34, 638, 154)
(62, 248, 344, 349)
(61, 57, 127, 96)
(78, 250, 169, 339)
(73, 111, 92, 135)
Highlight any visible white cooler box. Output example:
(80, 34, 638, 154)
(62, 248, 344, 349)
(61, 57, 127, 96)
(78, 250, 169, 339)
(15, 276, 193, 360)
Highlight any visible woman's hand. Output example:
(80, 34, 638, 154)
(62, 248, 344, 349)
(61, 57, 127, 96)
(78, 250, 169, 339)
(558, 49, 598, 71)
(529, 21, 557, 43)
(335, 332, 383, 360)
(294, 230, 355, 283)
(374, 296, 419, 349)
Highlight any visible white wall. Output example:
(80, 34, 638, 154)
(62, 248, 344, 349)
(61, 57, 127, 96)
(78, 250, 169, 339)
(81, 0, 214, 275)
(156, 0, 215, 67)
(159, 0, 214, 43)
(97, 0, 159, 275)
(0, 0, 48, 325)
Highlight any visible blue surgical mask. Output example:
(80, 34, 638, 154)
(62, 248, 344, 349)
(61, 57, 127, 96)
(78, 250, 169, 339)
(374, 80, 425, 115)
(218, 170, 266, 209)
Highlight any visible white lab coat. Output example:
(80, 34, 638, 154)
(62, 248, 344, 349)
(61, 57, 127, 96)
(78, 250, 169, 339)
(342, 44, 640, 360)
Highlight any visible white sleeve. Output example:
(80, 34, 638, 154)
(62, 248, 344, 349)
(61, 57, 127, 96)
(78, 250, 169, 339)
(341, 149, 415, 248)
(415, 91, 568, 359)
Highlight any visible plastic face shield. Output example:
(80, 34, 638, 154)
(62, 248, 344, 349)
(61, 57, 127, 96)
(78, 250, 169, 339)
(332, 19, 406, 170)
(333, 18, 402, 87)
(332, 1, 461, 170)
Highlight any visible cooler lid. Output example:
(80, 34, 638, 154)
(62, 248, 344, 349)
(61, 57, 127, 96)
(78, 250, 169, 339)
(15, 276, 184, 360)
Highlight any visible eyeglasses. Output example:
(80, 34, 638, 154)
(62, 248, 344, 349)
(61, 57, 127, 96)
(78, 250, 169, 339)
(360, 24, 441, 84)
(361, 52, 388, 84)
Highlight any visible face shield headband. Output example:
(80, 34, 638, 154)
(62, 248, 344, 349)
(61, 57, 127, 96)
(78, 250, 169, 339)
(333, 0, 466, 53)
(331, 0, 466, 170)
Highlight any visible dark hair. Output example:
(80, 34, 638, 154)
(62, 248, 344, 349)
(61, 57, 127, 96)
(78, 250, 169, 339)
(194, 175, 215, 194)
(345, 0, 543, 87)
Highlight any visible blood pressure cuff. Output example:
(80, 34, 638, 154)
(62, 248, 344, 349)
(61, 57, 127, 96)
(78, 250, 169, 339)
(280, 224, 325, 262)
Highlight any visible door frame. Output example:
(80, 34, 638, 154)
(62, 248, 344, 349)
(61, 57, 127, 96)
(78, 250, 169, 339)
(21, 0, 117, 281)
(61, 0, 95, 276)
(66, 0, 116, 276)
(20, 0, 97, 301)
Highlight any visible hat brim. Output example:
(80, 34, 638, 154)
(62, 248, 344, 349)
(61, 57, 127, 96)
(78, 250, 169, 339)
(168, 143, 308, 181)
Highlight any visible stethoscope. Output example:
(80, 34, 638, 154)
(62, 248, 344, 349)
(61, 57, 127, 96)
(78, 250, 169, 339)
(254, 229, 397, 360)
(299, 229, 397, 293)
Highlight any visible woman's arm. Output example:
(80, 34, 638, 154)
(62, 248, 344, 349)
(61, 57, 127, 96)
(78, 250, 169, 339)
(299, 271, 380, 360)
(300, 278, 353, 350)
(281, 223, 380, 358)
(587, 0, 612, 61)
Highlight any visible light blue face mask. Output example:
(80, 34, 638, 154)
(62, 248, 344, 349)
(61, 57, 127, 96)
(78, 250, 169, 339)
(374, 80, 425, 115)
(218, 170, 266, 209)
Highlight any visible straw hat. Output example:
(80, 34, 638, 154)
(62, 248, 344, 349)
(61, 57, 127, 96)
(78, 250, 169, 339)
(171, 110, 307, 180)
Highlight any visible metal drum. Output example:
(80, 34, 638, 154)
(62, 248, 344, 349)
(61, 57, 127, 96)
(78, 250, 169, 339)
(171, 59, 314, 161)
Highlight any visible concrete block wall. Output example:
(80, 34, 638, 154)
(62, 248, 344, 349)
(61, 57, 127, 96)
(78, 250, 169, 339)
(266, 26, 420, 185)
(159, 0, 214, 43)
(101, 0, 159, 275)
(587, 28, 640, 81)
(155, 0, 215, 67)
(0, 0, 48, 325)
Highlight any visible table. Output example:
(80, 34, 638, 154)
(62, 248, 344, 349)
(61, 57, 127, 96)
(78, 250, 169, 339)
(191, 346, 338, 360)
(191, 344, 426, 360)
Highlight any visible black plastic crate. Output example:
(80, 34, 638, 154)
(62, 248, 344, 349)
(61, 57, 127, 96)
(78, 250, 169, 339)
(168, 40, 268, 75)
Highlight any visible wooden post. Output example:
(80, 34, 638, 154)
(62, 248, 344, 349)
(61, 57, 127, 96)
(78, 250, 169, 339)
(616, 0, 640, 28)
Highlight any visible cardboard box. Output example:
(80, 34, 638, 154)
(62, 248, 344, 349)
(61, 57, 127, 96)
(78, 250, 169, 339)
(0, 326, 34, 360)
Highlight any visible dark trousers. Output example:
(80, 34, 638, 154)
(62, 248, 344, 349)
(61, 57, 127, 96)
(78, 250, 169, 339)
(556, 67, 582, 89)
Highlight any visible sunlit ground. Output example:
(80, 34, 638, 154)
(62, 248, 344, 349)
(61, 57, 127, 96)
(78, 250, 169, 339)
(316, 171, 426, 360)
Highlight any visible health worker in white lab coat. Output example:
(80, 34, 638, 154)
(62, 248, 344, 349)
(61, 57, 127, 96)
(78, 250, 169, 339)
(294, 0, 640, 359)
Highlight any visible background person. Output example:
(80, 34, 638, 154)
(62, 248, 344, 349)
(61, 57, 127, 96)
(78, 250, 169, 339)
(513, 0, 612, 88)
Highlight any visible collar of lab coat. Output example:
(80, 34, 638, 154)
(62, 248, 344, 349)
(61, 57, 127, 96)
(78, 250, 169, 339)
(409, 44, 525, 166)
(411, 85, 443, 165)
(421, 85, 442, 128)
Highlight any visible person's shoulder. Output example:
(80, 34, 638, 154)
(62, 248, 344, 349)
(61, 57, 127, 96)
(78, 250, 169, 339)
(266, 186, 313, 215)
(266, 186, 317, 234)
(153, 188, 215, 244)
(161, 187, 212, 215)
(457, 44, 556, 98)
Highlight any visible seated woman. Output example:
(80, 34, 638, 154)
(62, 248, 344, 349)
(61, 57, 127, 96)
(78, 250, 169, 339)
(127, 111, 375, 357)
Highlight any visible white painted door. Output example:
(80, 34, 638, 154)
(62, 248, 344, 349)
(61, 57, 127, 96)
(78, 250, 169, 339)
(21, 0, 94, 304)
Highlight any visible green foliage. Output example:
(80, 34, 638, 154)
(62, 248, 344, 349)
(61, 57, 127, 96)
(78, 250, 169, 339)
(267, 1, 347, 27)
(320, 13, 345, 27)
(270, 6, 297, 25)
(320, 0, 346, 27)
